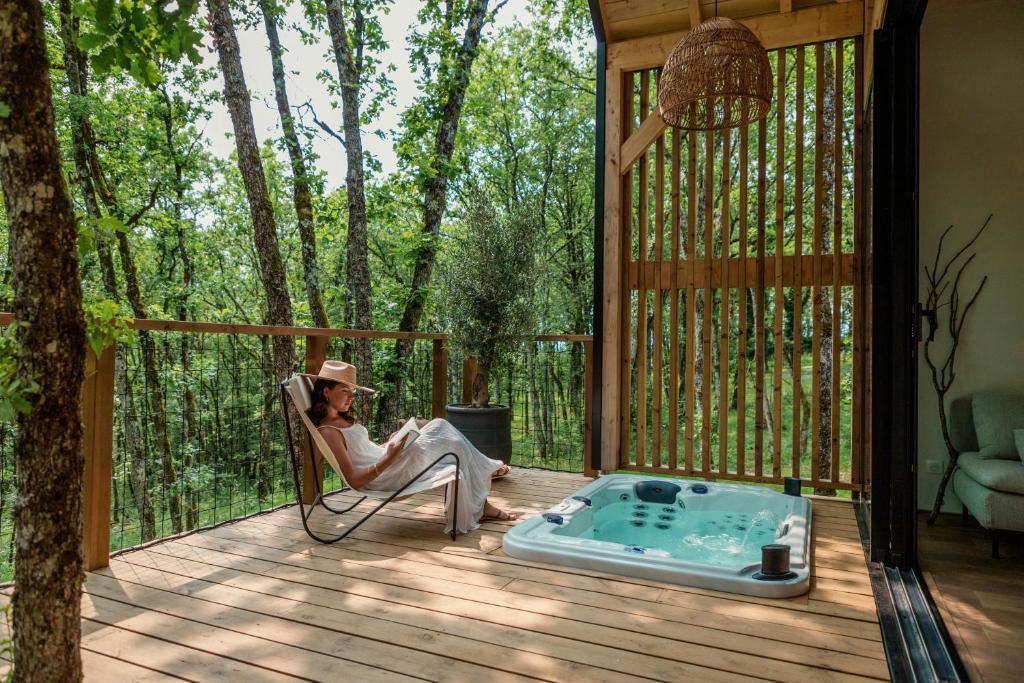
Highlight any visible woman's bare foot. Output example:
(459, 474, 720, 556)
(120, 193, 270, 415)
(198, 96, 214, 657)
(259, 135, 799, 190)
(491, 463, 511, 479)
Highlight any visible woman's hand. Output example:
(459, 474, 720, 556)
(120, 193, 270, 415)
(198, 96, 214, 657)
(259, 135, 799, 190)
(385, 433, 408, 458)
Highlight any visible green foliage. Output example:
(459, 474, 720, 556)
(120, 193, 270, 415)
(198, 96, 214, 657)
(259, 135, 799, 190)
(84, 297, 134, 357)
(441, 199, 537, 388)
(77, 213, 126, 259)
(74, 0, 203, 84)
(0, 324, 38, 423)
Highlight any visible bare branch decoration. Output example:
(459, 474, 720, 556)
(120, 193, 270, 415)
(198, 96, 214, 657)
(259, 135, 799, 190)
(926, 213, 993, 526)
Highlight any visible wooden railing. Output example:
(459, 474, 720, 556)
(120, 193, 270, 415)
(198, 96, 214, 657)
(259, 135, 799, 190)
(0, 316, 593, 577)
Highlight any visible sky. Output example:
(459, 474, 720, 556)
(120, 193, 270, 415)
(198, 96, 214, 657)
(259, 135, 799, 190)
(199, 0, 537, 190)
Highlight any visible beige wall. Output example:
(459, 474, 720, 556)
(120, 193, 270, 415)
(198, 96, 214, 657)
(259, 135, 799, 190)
(917, 0, 1024, 511)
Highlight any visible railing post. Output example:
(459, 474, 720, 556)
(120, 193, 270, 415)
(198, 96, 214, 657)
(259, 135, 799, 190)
(431, 339, 448, 418)
(583, 340, 596, 478)
(461, 357, 477, 405)
(302, 335, 327, 504)
(82, 344, 115, 571)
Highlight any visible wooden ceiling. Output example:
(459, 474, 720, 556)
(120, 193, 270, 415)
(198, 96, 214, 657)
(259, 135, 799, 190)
(595, 0, 849, 43)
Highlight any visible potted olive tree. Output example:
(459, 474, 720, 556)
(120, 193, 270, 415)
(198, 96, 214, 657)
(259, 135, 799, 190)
(441, 199, 536, 464)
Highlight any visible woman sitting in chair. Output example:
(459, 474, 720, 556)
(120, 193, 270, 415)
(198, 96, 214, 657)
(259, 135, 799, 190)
(305, 360, 517, 534)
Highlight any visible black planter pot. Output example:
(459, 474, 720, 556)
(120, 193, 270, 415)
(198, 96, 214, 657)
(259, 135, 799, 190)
(445, 403, 513, 465)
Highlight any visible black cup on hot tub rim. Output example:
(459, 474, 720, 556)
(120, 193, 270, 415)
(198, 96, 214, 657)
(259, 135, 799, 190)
(753, 543, 798, 581)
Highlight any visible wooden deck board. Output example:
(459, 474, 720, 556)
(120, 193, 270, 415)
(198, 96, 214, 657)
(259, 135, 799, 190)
(62, 469, 886, 681)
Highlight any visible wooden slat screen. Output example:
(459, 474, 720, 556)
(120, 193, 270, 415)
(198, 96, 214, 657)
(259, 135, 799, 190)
(616, 40, 865, 493)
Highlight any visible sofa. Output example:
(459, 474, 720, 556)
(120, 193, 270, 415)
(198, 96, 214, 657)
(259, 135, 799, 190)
(949, 391, 1024, 557)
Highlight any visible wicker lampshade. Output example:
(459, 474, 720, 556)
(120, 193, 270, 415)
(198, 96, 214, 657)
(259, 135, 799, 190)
(657, 16, 773, 131)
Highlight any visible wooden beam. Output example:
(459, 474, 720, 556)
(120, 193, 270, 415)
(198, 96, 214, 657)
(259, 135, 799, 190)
(601, 67, 624, 472)
(607, 2, 864, 71)
(82, 345, 115, 571)
(688, 0, 701, 29)
(620, 109, 667, 175)
(583, 340, 596, 477)
(872, 0, 888, 28)
(461, 357, 477, 404)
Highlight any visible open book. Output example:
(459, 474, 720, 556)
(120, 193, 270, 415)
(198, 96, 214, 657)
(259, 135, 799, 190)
(388, 417, 422, 449)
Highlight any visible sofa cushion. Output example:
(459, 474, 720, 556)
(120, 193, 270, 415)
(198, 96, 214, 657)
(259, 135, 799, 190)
(1016, 429, 1024, 464)
(958, 452, 1024, 495)
(972, 392, 1024, 460)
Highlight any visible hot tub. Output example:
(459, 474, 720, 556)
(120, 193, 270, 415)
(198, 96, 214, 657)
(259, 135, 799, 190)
(502, 474, 812, 598)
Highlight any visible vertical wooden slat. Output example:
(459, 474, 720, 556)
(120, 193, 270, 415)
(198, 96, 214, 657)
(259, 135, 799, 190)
(685, 124, 698, 474)
(636, 70, 650, 468)
(772, 49, 785, 480)
(303, 335, 328, 504)
(652, 121, 665, 468)
(832, 41, 844, 484)
(702, 130, 714, 474)
(431, 339, 447, 419)
(812, 44, 824, 486)
(793, 46, 805, 479)
(83, 345, 115, 571)
(583, 339, 595, 477)
(619, 71, 634, 468)
(718, 124, 731, 475)
(602, 67, 624, 472)
(851, 38, 865, 491)
(755, 117, 767, 479)
(669, 128, 682, 471)
(737, 116, 749, 477)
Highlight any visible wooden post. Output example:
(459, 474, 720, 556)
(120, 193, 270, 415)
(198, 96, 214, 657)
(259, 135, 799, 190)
(432, 339, 448, 418)
(583, 340, 595, 478)
(601, 67, 624, 472)
(82, 344, 115, 571)
(461, 357, 477, 404)
(302, 335, 327, 504)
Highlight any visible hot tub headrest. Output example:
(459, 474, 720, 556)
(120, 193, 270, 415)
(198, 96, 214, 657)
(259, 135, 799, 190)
(633, 480, 682, 505)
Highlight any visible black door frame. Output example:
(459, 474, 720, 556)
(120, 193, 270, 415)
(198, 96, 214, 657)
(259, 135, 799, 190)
(869, 0, 929, 568)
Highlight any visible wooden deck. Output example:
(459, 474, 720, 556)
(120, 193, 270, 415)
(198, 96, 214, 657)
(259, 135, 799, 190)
(8, 469, 888, 681)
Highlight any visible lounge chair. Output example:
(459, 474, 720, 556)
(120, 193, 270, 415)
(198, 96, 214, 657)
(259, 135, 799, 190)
(279, 374, 461, 543)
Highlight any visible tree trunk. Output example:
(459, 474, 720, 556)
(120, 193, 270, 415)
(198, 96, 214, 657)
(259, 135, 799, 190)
(61, 1, 169, 535)
(472, 365, 490, 408)
(0, 1, 86, 677)
(529, 345, 545, 457)
(115, 233, 183, 532)
(58, 0, 118, 296)
(118, 347, 156, 540)
(815, 47, 837, 495)
(324, 0, 373, 383)
(259, 0, 329, 330)
(157, 86, 201, 528)
(208, 0, 295, 382)
(378, 0, 491, 427)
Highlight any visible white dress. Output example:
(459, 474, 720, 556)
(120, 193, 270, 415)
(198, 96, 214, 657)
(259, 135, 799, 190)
(320, 418, 504, 534)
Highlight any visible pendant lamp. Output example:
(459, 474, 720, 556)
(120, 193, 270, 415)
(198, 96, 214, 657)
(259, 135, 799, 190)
(657, 15, 773, 131)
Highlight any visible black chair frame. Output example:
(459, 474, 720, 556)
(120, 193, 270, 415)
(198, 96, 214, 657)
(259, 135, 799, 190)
(280, 382, 461, 543)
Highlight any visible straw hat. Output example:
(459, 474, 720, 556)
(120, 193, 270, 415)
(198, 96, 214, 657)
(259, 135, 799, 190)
(301, 360, 376, 394)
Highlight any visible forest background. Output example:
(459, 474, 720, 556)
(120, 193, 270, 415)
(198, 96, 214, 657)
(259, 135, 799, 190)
(0, 0, 596, 575)
(0, 0, 858, 578)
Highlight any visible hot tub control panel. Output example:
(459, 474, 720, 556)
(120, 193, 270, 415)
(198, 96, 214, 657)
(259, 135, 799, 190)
(541, 497, 589, 524)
